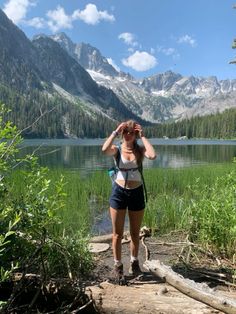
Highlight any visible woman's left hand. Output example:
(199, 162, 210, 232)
(134, 123, 144, 138)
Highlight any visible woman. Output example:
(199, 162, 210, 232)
(102, 120, 156, 280)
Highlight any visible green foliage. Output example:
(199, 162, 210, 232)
(0, 103, 93, 283)
(146, 108, 236, 139)
(65, 163, 236, 259)
(142, 164, 236, 258)
(43, 163, 236, 259)
(1, 80, 236, 140)
(185, 171, 236, 257)
(0, 84, 117, 139)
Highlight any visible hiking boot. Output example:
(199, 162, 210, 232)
(113, 263, 124, 281)
(128, 260, 142, 277)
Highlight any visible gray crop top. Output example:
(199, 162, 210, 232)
(115, 154, 142, 182)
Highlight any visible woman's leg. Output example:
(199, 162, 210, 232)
(128, 209, 144, 258)
(110, 207, 126, 262)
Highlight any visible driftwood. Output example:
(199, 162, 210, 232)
(90, 233, 113, 243)
(184, 267, 236, 288)
(90, 232, 131, 244)
(144, 259, 236, 314)
(90, 226, 151, 244)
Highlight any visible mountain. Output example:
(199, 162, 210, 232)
(0, 10, 46, 92)
(88, 70, 236, 123)
(52, 33, 236, 123)
(1, 9, 236, 139)
(50, 33, 119, 77)
(32, 35, 143, 123)
(0, 9, 147, 139)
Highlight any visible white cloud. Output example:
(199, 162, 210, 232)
(3, 2, 114, 31)
(156, 45, 180, 60)
(177, 35, 197, 47)
(118, 32, 138, 47)
(107, 58, 120, 72)
(163, 47, 176, 56)
(72, 3, 115, 25)
(128, 47, 135, 53)
(46, 5, 73, 32)
(122, 51, 157, 72)
(3, 0, 36, 24)
(45, 4, 115, 31)
(26, 17, 45, 28)
(157, 46, 176, 56)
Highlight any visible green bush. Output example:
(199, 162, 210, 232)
(0, 104, 93, 283)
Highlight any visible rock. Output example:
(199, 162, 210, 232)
(89, 243, 110, 253)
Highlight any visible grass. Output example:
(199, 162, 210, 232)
(143, 163, 235, 230)
(11, 162, 236, 257)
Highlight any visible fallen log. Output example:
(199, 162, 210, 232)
(90, 227, 151, 244)
(90, 234, 113, 243)
(144, 259, 236, 314)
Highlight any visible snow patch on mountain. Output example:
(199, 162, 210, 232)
(87, 70, 111, 83)
(151, 90, 167, 96)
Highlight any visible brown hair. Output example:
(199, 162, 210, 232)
(122, 120, 144, 166)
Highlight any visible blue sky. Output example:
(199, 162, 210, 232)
(0, 0, 236, 80)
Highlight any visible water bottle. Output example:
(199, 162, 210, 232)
(108, 167, 116, 182)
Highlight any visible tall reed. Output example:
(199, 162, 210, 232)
(10, 163, 236, 256)
(143, 163, 235, 232)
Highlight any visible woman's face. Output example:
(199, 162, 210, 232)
(122, 128, 136, 142)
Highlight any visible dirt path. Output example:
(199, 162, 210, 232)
(87, 233, 236, 314)
(90, 281, 225, 314)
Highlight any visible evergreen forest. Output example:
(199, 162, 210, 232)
(146, 108, 236, 139)
(1, 84, 236, 139)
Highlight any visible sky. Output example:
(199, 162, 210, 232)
(0, 0, 236, 80)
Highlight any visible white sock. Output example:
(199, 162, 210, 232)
(114, 259, 122, 266)
(130, 256, 138, 262)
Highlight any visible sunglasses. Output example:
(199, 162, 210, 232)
(123, 129, 135, 135)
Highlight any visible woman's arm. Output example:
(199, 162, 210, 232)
(102, 122, 126, 156)
(134, 123, 156, 160)
(101, 132, 118, 156)
(140, 136, 156, 159)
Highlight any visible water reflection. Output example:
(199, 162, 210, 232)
(19, 139, 236, 171)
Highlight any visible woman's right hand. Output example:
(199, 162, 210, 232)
(115, 122, 127, 135)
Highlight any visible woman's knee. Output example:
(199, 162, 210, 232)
(130, 231, 140, 241)
(112, 232, 123, 242)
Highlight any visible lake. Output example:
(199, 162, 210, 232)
(20, 138, 236, 173)
(19, 138, 236, 235)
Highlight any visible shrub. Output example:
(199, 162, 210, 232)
(0, 104, 93, 283)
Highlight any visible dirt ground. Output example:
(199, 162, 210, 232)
(87, 232, 236, 314)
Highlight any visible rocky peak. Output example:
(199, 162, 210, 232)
(51, 34, 119, 77)
(141, 71, 182, 92)
(50, 32, 75, 55)
(32, 36, 99, 96)
(74, 42, 119, 77)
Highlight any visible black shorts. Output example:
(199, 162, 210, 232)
(109, 182, 145, 211)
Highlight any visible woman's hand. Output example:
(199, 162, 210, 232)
(115, 122, 127, 135)
(134, 123, 144, 138)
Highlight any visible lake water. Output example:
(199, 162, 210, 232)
(20, 138, 236, 172)
(19, 138, 236, 234)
